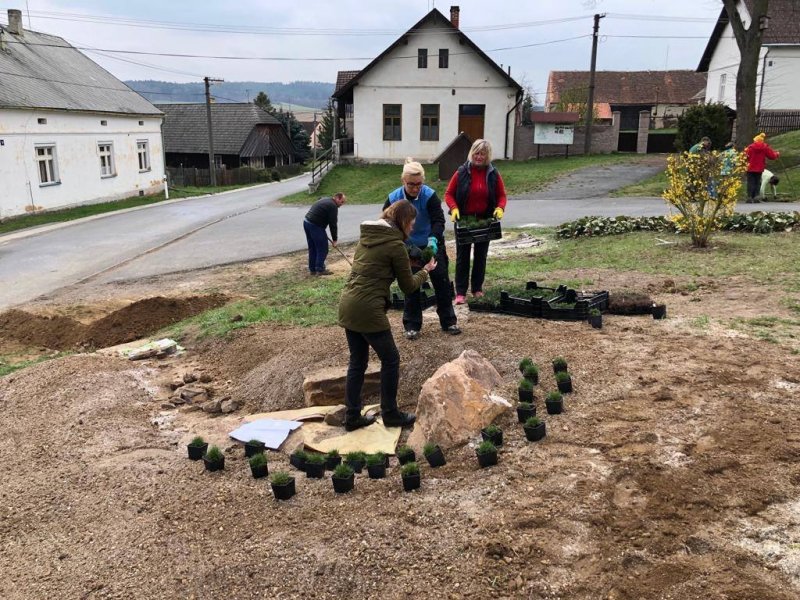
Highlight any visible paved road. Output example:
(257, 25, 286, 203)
(1, 163, 798, 309)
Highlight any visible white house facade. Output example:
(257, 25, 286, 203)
(0, 9, 164, 219)
(333, 7, 522, 163)
(699, 0, 800, 112)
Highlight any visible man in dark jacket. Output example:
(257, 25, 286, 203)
(384, 160, 460, 339)
(304, 192, 346, 275)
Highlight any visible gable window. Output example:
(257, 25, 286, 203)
(98, 143, 116, 177)
(35, 145, 59, 185)
(420, 104, 439, 141)
(137, 140, 151, 172)
(718, 73, 727, 100)
(439, 49, 449, 69)
(383, 104, 402, 141)
(417, 48, 428, 69)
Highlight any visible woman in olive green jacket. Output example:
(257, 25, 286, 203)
(338, 200, 437, 431)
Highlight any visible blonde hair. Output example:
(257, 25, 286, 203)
(401, 158, 425, 181)
(468, 139, 493, 163)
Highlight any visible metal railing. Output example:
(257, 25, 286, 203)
(310, 148, 333, 185)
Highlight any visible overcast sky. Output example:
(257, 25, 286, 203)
(1, 0, 725, 101)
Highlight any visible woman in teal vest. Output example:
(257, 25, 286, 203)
(384, 159, 460, 339)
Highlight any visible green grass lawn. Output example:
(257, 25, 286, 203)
(0, 183, 263, 236)
(613, 129, 800, 200)
(281, 153, 648, 205)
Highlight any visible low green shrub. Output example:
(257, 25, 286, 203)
(519, 378, 534, 391)
(546, 390, 563, 402)
(205, 445, 224, 462)
(476, 440, 497, 455)
(518, 357, 533, 372)
(189, 436, 206, 447)
(249, 453, 267, 468)
(555, 371, 572, 383)
(270, 471, 292, 485)
(400, 461, 420, 477)
(305, 453, 325, 465)
(483, 424, 501, 436)
(333, 463, 354, 479)
(365, 453, 386, 466)
(423, 442, 437, 456)
(396, 445, 414, 460)
(524, 416, 542, 427)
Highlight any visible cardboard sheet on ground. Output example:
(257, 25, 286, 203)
(228, 419, 302, 450)
(243, 405, 343, 423)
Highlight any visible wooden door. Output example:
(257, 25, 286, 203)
(458, 104, 485, 141)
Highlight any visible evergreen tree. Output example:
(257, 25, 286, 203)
(273, 108, 311, 163)
(521, 93, 534, 125)
(253, 91, 274, 114)
(318, 98, 337, 151)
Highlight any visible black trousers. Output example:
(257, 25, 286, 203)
(455, 240, 490, 296)
(403, 246, 456, 332)
(747, 171, 762, 200)
(344, 329, 400, 419)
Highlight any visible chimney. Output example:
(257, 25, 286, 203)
(450, 6, 460, 29)
(7, 9, 23, 36)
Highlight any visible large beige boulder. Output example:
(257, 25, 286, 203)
(303, 364, 381, 407)
(407, 350, 511, 451)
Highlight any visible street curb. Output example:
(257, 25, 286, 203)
(0, 174, 309, 244)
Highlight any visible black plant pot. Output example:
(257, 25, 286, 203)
(187, 443, 208, 460)
(332, 474, 355, 494)
(424, 446, 447, 468)
(481, 428, 503, 447)
(518, 387, 534, 403)
(250, 463, 269, 479)
(476, 450, 498, 468)
(557, 377, 573, 394)
(325, 455, 342, 471)
(346, 459, 365, 474)
(384, 454, 391, 467)
(244, 441, 265, 458)
(553, 362, 568, 374)
(652, 304, 667, 319)
(305, 461, 325, 479)
(523, 422, 546, 442)
(516, 405, 536, 423)
(367, 464, 387, 479)
(271, 478, 296, 501)
(289, 454, 306, 472)
(203, 456, 225, 472)
(402, 473, 421, 492)
(397, 451, 416, 465)
(588, 314, 602, 329)
(545, 399, 563, 415)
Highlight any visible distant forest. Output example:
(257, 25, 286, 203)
(126, 80, 335, 110)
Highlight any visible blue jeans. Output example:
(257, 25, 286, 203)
(344, 329, 400, 420)
(303, 219, 328, 272)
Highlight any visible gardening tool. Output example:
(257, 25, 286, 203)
(327, 236, 353, 266)
(777, 155, 796, 198)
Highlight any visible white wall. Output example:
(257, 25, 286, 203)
(705, 21, 744, 108)
(0, 109, 165, 219)
(352, 26, 520, 162)
(760, 46, 800, 111)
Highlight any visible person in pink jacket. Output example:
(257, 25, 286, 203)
(745, 133, 780, 203)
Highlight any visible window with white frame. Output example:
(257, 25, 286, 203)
(137, 140, 151, 171)
(718, 74, 727, 100)
(35, 145, 59, 185)
(98, 142, 115, 177)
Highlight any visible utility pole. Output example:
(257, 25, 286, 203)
(584, 13, 605, 155)
(204, 76, 224, 186)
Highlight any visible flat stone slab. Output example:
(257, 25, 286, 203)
(303, 364, 381, 407)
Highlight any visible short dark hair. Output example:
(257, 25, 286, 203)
(769, 175, 780, 185)
(381, 200, 417, 241)
(333, 192, 345, 200)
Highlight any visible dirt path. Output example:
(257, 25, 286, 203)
(2, 252, 800, 598)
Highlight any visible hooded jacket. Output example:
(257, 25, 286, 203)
(338, 219, 429, 333)
(745, 140, 778, 173)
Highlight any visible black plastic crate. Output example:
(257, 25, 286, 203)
(541, 290, 610, 321)
(454, 219, 502, 246)
(499, 282, 566, 317)
(391, 291, 438, 311)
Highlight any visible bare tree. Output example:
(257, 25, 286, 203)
(722, 0, 770, 147)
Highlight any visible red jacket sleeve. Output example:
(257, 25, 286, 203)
(444, 172, 459, 211)
(766, 144, 779, 160)
(494, 172, 508, 210)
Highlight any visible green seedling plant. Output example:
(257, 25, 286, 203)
(270, 471, 292, 486)
(400, 461, 420, 477)
(397, 445, 414, 461)
(366, 453, 386, 467)
(523, 364, 539, 380)
(476, 440, 497, 455)
(423, 442, 438, 457)
(325, 449, 340, 458)
(421, 246, 435, 263)
(484, 424, 501, 436)
(291, 448, 308, 460)
(589, 308, 601, 317)
(552, 357, 568, 371)
(333, 463, 354, 479)
(518, 401, 533, 410)
(345, 451, 368, 463)
(249, 453, 267, 468)
(519, 378, 534, 392)
(518, 357, 533, 373)
(525, 416, 542, 428)
(305, 453, 325, 466)
(189, 436, 206, 447)
(555, 371, 572, 383)
(205, 445, 224, 462)
(547, 390, 563, 402)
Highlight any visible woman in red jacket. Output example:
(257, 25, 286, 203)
(745, 133, 780, 203)
(444, 139, 507, 305)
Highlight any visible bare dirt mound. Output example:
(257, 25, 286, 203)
(0, 295, 226, 350)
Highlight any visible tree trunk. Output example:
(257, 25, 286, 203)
(722, 0, 770, 148)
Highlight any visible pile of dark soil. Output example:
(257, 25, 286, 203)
(0, 295, 226, 350)
(607, 290, 654, 315)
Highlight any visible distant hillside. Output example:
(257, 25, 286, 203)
(127, 80, 334, 110)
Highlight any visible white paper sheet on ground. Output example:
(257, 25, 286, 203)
(228, 419, 302, 449)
